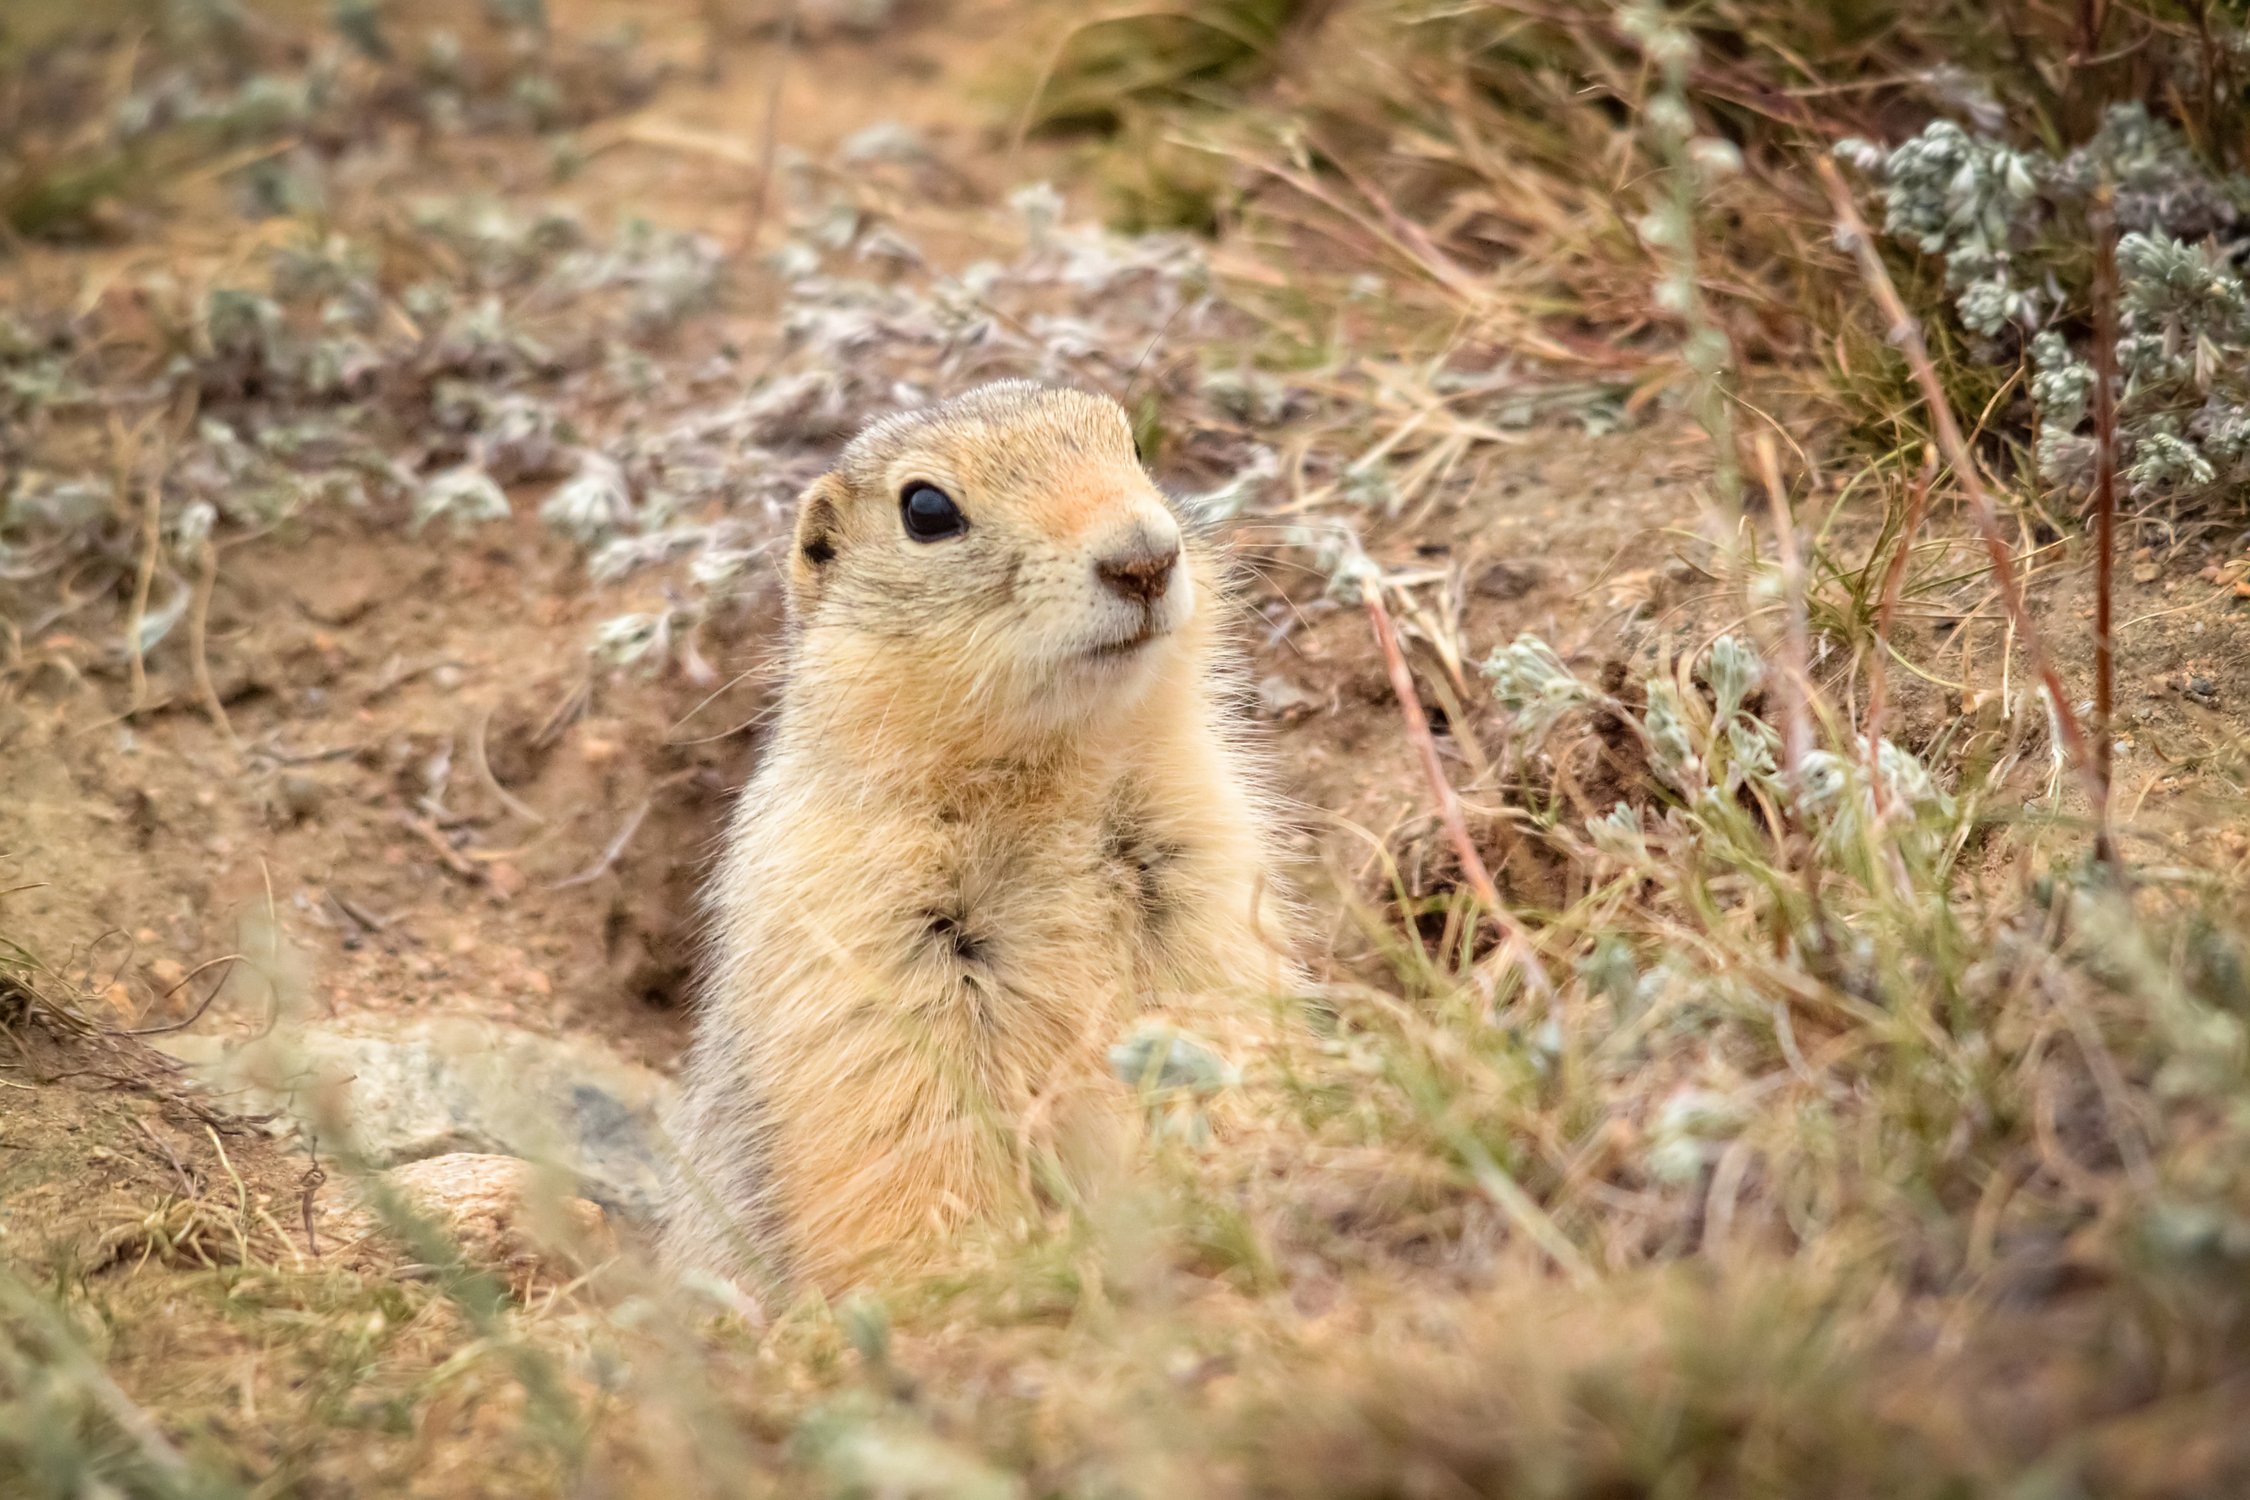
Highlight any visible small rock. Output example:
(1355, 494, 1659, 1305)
(1255, 674, 1325, 721)
(378, 1153, 614, 1273)
(154, 1018, 677, 1217)
(840, 121, 925, 167)
(1110, 1024, 1237, 1095)
(2133, 563, 2162, 584)
(293, 571, 383, 627)
(486, 861, 528, 901)
(276, 772, 326, 824)
(1471, 560, 1543, 601)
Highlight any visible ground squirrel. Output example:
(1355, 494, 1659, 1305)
(662, 381, 1294, 1293)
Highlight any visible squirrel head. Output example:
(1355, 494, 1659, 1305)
(784, 381, 1201, 755)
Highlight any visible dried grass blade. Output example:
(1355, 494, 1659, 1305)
(1361, 578, 1553, 1008)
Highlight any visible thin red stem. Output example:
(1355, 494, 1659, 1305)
(1361, 579, 1553, 1005)
(2090, 183, 2120, 854)
(1818, 159, 2105, 819)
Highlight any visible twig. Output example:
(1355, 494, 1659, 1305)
(1817, 158, 2104, 815)
(2090, 182, 2121, 864)
(698, 0, 728, 83)
(187, 538, 240, 760)
(550, 798, 651, 891)
(299, 1140, 325, 1259)
(745, 0, 798, 254)
(133, 1117, 199, 1196)
(399, 811, 484, 882)
(123, 954, 243, 1036)
(1863, 445, 1937, 767)
(1360, 579, 1553, 1007)
(584, 117, 758, 168)
(1752, 435, 1815, 788)
(204, 1124, 264, 1270)
(1753, 434, 1841, 968)
(115, 396, 189, 711)
(469, 707, 546, 826)
(2076, 0, 2112, 61)
(124, 476, 161, 708)
(331, 894, 392, 934)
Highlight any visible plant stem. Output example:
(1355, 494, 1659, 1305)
(1817, 157, 2105, 821)
(1864, 445, 1937, 786)
(125, 476, 160, 709)
(744, 0, 797, 253)
(1360, 578, 1553, 1007)
(1752, 434, 1814, 790)
(2090, 182, 2120, 863)
(1753, 432, 1840, 966)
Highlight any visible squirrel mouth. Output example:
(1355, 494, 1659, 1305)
(1085, 625, 1164, 660)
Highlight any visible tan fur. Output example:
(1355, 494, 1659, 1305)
(662, 381, 1295, 1293)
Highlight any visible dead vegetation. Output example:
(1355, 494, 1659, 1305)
(6, 0, 2250, 1495)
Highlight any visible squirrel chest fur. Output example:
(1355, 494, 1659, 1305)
(662, 381, 1292, 1293)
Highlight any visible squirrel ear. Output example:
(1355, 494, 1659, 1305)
(787, 474, 846, 612)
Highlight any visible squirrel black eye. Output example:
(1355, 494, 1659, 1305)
(901, 483, 967, 542)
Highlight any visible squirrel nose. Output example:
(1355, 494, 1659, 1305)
(1096, 539, 1179, 607)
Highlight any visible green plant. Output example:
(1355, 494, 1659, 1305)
(1843, 105, 2250, 507)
